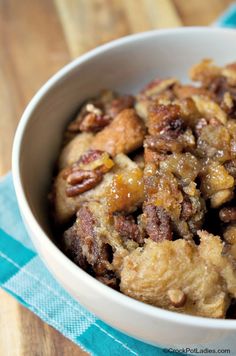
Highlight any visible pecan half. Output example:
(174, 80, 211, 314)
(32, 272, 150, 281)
(66, 170, 103, 197)
(67, 102, 110, 133)
(79, 112, 111, 132)
(144, 205, 172, 242)
(64, 149, 114, 197)
(62, 149, 102, 179)
(69, 149, 114, 174)
(107, 95, 135, 118)
(77, 149, 105, 165)
(114, 214, 145, 245)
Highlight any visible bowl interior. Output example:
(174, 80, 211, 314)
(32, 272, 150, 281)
(16, 27, 236, 239)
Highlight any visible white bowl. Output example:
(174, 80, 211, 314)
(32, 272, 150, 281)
(12, 27, 236, 351)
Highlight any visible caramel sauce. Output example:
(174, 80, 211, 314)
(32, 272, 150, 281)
(106, 168, 144, 212)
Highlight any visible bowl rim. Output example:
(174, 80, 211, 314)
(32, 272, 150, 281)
(12, 26, 236, 330)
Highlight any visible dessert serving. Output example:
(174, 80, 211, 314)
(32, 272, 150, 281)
(50, 59, 236, 319)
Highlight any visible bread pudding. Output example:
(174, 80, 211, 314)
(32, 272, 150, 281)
(50, 59, 236, 318)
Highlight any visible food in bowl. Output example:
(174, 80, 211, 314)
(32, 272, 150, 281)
(50, 59, 236, 319)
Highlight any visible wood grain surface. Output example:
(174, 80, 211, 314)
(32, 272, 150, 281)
(0, 0, 234, 355)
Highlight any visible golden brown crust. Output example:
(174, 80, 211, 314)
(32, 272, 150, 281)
(91, 109, 146, 156)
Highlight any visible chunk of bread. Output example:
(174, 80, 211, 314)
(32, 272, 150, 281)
(91, 109, 145, 156)
(118, 231, 236, 318)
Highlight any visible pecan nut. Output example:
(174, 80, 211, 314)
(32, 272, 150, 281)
(66, 170, 103, 197)
(79, 112, 111, 132)
(113, 214, 145, 245)
(107, 95, 135, 118)
(144, 205, 172, 242)
(64, 149, 114, 197)
(64, 149, 113, 176)
(77, 149, 105, 165)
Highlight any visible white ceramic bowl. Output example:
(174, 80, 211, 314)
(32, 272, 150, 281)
(12, 27, 236, 352)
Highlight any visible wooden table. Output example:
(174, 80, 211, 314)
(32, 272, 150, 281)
(0, 0, 234, 354)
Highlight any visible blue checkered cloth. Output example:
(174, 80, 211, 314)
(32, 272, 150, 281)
(1, 7, 236, 356)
